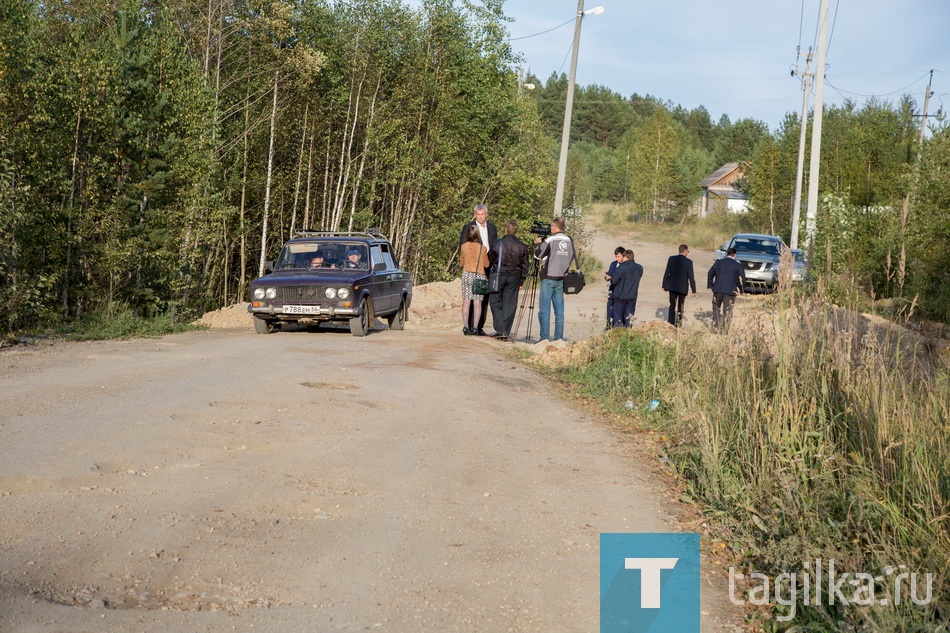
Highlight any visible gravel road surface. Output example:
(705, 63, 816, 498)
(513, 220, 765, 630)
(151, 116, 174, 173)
(0, 233, 743, 632)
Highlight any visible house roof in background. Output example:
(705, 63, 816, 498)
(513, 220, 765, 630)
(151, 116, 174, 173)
(701, 162, 741, 188)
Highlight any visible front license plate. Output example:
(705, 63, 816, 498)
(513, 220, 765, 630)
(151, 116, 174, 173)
(283, 305, 320, 315)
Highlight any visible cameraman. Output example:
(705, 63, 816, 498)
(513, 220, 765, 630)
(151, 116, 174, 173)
(533, 217, 578, 343)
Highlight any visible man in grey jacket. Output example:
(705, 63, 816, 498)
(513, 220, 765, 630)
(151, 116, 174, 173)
(533, 217, 577, 342)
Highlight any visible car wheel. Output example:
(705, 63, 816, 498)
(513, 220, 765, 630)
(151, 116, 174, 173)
(387, 299, 407, 331)
(254, 317, 278, 334)
(349, 299, 369, 337)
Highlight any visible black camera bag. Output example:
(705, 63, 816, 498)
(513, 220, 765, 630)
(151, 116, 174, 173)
(563, 270, 586, 295)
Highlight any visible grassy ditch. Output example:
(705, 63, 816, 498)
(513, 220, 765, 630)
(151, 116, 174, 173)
(542, 288, 949, 630)
(24, 302, 200, 342)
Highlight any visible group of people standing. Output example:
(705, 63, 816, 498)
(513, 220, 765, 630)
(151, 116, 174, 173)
(603, 247, 643, 328)
(459, 202, 748, 339)
(459, 204, 577, 342)
(459, 204, 531, 340)
(604, 243, 746, 331)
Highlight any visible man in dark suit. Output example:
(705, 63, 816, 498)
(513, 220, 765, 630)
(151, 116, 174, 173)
(459, 203, 497, 335)
(662, 244, 697, 327)
(707, 248, 747, 332)
(488, 219, 529, 340)
(609, 250, 644, 328)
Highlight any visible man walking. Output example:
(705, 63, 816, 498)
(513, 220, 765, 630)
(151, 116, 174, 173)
(707, 248, 746, 332)
(609, 249, 644, 328)
(662, 244, 697, 327)
(459, 203, 497, 336)
(533, 217, 577, 342)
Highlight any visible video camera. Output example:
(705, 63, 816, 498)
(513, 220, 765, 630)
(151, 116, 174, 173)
(530, 220, 551, 238)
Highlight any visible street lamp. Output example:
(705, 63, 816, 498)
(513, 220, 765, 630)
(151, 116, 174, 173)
(553, 2, 604, 217)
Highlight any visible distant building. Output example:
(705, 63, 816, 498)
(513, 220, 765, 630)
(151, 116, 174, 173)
(698, 162, 749, 217)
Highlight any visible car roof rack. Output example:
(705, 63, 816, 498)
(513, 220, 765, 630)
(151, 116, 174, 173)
(293, 228, 389, 240)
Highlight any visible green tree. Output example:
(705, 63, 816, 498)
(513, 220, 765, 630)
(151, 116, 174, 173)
(746, 135, 786, 235)
(907, 123, 950, 319)
(714, 117, 769, 165)
(627, 107, 681, 220)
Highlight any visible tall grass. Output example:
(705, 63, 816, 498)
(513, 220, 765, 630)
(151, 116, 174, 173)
(546, 286, 949, 630)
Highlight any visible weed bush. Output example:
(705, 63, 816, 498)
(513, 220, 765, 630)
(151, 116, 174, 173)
(55, 302, 199, 340)
(547, 289, 949, 630)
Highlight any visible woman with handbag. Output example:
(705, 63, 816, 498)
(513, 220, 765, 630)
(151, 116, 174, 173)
(460, 226, 491, 336)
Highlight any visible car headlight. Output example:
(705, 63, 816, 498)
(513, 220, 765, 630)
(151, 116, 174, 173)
(325, 288, 337, 299)
(253, 288, 265, 300)
(337, 288, 350, 300)
(264, 288, 277, 299)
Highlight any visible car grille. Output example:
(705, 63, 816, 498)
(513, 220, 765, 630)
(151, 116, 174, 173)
(742, 261, 766, 271)
(277, 285, 323, 302)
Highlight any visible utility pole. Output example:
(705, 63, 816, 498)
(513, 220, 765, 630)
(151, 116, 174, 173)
(915, 70, 934, 158)
(789, 48, 813, 250)
(896, 69, 934, 291)
(554, 0, 587, 218)
(804, 0, 829, 257)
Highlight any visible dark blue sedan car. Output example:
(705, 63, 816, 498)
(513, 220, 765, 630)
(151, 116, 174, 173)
(249, 231, 413, 336)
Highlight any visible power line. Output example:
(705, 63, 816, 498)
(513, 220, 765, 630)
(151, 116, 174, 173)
(506, 18, 574, 42)
(825, 72, 930, 98)
(826, 0, 840, 57)
(557, 40, 573, 76)
(797, 0, 805, 53)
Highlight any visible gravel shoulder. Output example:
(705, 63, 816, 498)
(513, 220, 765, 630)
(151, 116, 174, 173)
(0, 231, 745, 632)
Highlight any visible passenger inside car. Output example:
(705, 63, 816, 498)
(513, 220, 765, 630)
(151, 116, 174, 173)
(343, 247, 368, 270)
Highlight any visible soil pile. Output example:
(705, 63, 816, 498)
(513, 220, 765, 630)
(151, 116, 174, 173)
(195, 303, 254, 329)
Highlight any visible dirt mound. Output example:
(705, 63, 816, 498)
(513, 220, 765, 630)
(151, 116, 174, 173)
(195, 303, 254, 329)
(529, 321, 679, 369)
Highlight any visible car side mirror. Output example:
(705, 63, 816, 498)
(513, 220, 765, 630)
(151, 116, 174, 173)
(373, 262, 386, 272)
(264, 260, 274, 273)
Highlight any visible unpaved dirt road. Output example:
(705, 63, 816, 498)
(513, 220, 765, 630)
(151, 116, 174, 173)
(0, 233, 742, 632)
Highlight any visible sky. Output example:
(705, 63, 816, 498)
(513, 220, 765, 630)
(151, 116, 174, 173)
(500, 0, 950, 132)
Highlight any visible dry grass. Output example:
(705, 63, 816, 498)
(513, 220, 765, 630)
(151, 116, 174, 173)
(537, 283, 950, 630)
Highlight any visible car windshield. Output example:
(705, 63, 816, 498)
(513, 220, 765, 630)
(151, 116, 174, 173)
(733, 237, 781, 255)
(275, 242, 368, 270)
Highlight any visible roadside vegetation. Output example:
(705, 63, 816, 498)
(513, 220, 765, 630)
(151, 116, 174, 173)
(54, 302, 201, 340)
(542, 286, 949, 630)
(3, 1, 947, 339)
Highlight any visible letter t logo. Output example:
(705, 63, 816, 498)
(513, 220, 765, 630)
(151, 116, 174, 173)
(624, 558, 679, 608)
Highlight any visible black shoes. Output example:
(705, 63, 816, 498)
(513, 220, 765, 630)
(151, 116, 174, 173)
(463, 328, 496, 338)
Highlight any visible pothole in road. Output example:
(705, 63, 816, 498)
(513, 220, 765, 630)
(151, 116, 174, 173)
(22, 581, 284, 612)
(301, 381, 359, 390)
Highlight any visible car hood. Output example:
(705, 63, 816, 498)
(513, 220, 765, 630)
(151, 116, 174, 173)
(251, 269, 369, 285)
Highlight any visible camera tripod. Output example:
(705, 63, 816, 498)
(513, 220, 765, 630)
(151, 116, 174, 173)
(511, 259, 542, 343)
